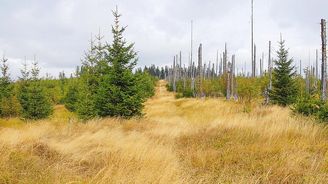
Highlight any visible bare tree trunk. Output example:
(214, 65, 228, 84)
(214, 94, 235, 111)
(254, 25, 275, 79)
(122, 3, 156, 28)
(190, 20, 193, 75)
(223, 43, 227, 74)
(216, 50, 219, 77)
(316, 49, 319, 79)
(226, 62, 231, 100)
(179, 51, 182, 80)
(260, 52, 264, 77)
(268, 41, 272, 91)
(251, 0, 255, 78)
(219, 55, 223, 76)
(198, 44, 203, 97)
(254, 44, 257, 77)
(306, 67, 310, 94)
(231, 55, 236, 99)
(321, 19, 327, 101)
(183, 64, 186, 90)
(173, 56, 177, 92)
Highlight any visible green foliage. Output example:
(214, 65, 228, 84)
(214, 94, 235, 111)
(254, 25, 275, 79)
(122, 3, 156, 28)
(317, 104, 328, 122)
(18, 62, 53, 120)
(0, 56, 21, 118)
(182, 88, 194, 98)
(96, 70, 143, 117)
(292, 95, 323, 116)
(21, 81, 53, 120)
(76, 83, 97, 120)
(75, 8, 148, 120)
(135, 71, 156, 99)
(0, 95, 21, 118)
(64, 82, 79, 112)
(292, 95, 328, 123)
(270, 39, 298, 106)
(237, 77, 261, 103)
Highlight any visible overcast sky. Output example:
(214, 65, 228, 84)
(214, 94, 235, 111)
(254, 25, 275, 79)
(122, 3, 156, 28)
(0, 0, 327, 78)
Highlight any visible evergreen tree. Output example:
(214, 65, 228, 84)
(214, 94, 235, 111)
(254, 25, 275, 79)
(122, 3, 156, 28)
(0, 56, 20, 117)
(18, 61, 30, 117)
(76, 32, 106, 119)
(76, 82, 97, 120)
(64, 82, 79, 112)
(270, 39, 298, 106)
(19, 61, 53, 120)
(95, 7, 143, 117)
(0, 56, 11, 99)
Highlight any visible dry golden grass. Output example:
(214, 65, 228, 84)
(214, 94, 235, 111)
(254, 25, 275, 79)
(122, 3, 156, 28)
(0, 80, 327, 183)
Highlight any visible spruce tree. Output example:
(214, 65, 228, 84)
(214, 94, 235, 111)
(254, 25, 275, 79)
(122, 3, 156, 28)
(270, 39, 298, 106)
(95, 7, 143, 117)
(19, 61, 53, 120)
(76, 81, 97, 120)
(0, 56, 21, 118)
(18, 61, 30, 117)
(0, 56, 11, 100)
(64, 81, 79, 112)
(75, 32, 105, 119)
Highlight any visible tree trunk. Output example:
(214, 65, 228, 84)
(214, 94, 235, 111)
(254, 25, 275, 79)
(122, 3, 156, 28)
(321, 19, 327, 101)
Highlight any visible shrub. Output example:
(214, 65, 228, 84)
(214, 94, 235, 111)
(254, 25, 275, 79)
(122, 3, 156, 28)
(292, 95, 323, 116)
(64, 84, 79, 112)
(317, 104, 328, 122)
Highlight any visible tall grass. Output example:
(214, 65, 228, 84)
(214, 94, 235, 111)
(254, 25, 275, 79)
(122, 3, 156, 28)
(0, 80, 327, 183)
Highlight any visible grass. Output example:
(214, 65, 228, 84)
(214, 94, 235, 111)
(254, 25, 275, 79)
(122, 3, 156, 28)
(0, 80, 327, 183)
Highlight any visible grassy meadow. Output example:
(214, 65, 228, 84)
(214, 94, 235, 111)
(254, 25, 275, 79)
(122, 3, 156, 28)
(0, 80, 327, 183)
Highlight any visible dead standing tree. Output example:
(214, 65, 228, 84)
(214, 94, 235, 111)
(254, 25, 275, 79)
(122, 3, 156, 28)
(265, 41, 272, 104)
(251, 0, 255, 77)
(321, 19, 327, 101)
(226, 62, 231, 100)
(173, 56, 177, 92)
(197, 44, 203, 97)
(223, 43, 227, 74)
(231, 55, 237, 100)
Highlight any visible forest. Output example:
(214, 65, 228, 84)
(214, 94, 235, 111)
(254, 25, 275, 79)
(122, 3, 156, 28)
(0, 3, 327, 184)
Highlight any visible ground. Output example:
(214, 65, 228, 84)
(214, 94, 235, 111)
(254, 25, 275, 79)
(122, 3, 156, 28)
(0, 80, 327, 183)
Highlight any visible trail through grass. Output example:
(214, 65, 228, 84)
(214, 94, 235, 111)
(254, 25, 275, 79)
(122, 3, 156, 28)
(0, 80, 327, 183)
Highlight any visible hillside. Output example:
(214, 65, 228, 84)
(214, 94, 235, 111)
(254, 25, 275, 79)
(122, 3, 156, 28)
(0, 80, 327, 183)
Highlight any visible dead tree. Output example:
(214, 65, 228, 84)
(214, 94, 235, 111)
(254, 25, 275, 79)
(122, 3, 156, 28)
(226, 62, 231, 100)
(253, 44, 257, 77)
(215, 50, 219, 77)
(231, 55, 236, 99)
(305, 67, 310, 94)
(268, 41, 272, 90)
(179, 51, 182, 80)
(251, 0, 255, 77)
(219, 54, 223, 76)
(321, 19, 327, 101)
(260, 52, 264, 77)
(265, 41, 272, 105)
(190, 20, 193, 74)
(173, 56, 177, 92)
(316, 49, 319, 79)
(223, 43, 227, 74)
(197, 44, 203, 97)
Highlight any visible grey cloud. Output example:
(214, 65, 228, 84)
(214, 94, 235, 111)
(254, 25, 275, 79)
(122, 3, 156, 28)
(0, 0, 326, 78)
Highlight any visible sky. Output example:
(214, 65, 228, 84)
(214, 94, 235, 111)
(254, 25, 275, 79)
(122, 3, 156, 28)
(0, 0, 327, 78)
